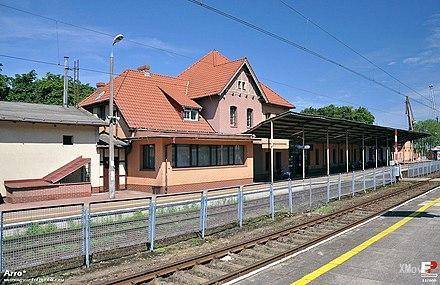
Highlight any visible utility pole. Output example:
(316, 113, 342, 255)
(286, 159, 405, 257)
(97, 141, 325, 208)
(73, 59, 80, 99)
(63, 56, 69, 107)
(429, 84, 437, 122)
(109, 34, 124, 199)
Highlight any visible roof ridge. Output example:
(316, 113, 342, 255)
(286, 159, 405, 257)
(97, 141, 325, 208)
(214, 57, 245, 67)
(178, 50, 231, 78)
(129, 69, 188, 82)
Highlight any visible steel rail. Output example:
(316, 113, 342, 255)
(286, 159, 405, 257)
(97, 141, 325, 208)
(102, 179, 435, 285)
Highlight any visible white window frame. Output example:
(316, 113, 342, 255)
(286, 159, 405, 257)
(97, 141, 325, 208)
(230, 106, 237, 127)
(183, 108, 199, 121)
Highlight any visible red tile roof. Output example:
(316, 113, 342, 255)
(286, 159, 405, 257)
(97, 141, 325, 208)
(79, 50, 294, 132)
(43, 156, 91, 183)
(4, 156, 91, 189)
(178, 51, 246, 99)
(259, 82, 295, 108)
(4, 179, 53, 189)
(178, 51, 294, 108)
(79, 71, 214, 133)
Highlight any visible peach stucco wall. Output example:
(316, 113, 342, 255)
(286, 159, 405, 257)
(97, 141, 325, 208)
(126, 138, 254, 191)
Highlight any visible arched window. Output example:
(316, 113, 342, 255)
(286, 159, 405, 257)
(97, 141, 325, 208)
(246, 108, 253, 128)
(230, 106, 237, 127)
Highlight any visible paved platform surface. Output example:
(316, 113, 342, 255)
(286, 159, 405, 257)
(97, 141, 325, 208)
(235, 187, 440, 285)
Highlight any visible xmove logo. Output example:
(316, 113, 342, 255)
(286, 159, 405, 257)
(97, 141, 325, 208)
(421, 261, 438, 278)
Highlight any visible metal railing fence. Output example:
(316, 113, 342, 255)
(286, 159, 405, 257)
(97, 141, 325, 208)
(2, 162, 440, 272)
(407, 161, 440, 178)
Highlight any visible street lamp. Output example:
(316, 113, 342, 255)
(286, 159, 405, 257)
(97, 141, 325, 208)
(109, 34, 124, 199)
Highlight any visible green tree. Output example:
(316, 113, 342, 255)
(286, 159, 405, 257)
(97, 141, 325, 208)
(413, 119, 440, 155)
(1, 70, 94, 106)
(301, 104, 375, 124)
(0, 74, 10, 101)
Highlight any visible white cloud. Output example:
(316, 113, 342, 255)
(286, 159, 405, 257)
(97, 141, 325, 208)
(387, 61, 396, 66)
(403, 13, 440, 66)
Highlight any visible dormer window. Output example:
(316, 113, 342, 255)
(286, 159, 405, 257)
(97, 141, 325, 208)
(183, 108, 199, 121)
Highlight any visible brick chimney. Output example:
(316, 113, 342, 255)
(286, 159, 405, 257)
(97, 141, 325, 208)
(96, 82, 106, 88)
(137, 65, 151, 77)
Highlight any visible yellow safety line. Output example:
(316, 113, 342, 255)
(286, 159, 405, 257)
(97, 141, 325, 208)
(292, 196, 440, 285)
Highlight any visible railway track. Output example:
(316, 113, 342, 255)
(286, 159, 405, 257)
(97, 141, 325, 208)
(103, 180, 437, 285)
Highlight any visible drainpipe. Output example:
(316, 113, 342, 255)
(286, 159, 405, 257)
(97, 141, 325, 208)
(63, 56, 69, 107)
(164, 143, 169, 194)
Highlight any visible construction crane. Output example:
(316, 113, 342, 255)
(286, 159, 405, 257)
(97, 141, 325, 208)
(405, 96, 415, 131)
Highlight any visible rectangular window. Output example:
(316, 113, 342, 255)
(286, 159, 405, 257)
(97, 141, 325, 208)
(210, 146, 218, 166)
(242, 81, 246, 90)
(183, 108, 199, 121)
(173, 144, 245, 168)
(198, 146, 210, 166)
(315, 149, 319, 165)
(141, 145, 155, 170)
(63, 135, 73, 145)
(246, 108, 253, 128)
(234, 145, 244, 164)
(228, 146, 234, 165)
(176, 145, 190, 167)
(190, 145, 198, 166)
(216, 146, 223, 166)
(222, 146, 229, 165)
(230, 106, 237, 127)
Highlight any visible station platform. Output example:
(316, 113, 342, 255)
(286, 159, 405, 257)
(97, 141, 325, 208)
(234, 186, 440, 285)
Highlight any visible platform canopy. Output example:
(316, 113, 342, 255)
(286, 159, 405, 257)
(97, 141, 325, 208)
(246, 111, 429, 145)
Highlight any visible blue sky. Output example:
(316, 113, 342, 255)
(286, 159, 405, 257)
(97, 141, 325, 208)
(1, 0, 439, 129)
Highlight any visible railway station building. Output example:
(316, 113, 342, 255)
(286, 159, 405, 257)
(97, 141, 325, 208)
(78, 50, 426, 194)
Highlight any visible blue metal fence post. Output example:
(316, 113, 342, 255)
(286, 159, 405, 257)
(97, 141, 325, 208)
(326, 176, 330, 203)
(269, 184, 275, 220)
(148, 196, 157, 251)
(309, 178, 312, 209)
(390, 167, 394, 184)
(199, 191, 208, 239)
(362, 170, 366, 193)
(373, 169, 377, 190)
(82, 205, 91, 268)
(237, 186, 244, 227)
(351, 171, 355, 196)
(0, 211, 3, 272)
(338, 173, 342, 200)
(288, 179, 293, 214)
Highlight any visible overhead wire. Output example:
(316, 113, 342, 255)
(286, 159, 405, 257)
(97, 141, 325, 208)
(0, 53, 410, 129)
(279, 0, 432, 103)
(183, 0, 436, 112)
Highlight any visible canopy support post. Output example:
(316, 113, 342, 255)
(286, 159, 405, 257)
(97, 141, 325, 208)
(270, 120, 274, 184)
(346, 131, 349, 173)
(375, 138, 378, 168)
(386, 138, 389, 166)
(302, 129, 305, 180)
(362, 134, 365, 171)
(326, 129, 330, 176)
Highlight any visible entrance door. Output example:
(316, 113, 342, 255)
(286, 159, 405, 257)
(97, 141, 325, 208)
(103, 157, 120, 192)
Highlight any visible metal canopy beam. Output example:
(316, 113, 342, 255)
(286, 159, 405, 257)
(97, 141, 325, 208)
(247, 111, 429, 147)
